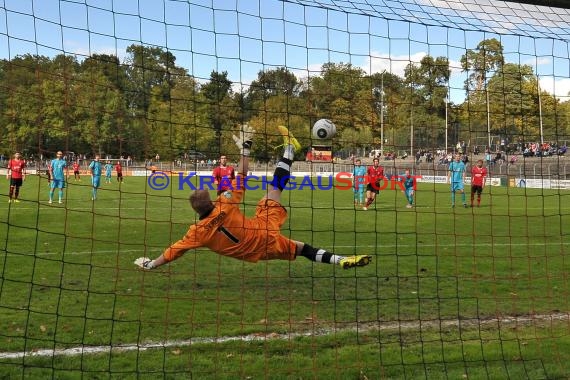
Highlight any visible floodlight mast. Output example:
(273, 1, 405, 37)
(537, 75, 544, 145)
(445, 96, 449, 153)
(373, 73, 385, 157)
(380, 74, 385, 157)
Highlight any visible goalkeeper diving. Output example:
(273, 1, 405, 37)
(135, 125, 372, 270)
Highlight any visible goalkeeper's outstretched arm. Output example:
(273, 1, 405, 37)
(134, 125, 255, 271)
(233, 124, 254, 176)
(236, 155, 249, 176)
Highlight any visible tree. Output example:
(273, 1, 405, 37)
(402, 56, 450, 149)
(247, 94, 309, 161)
(73, 68, 124, 156)
(201, 71, 241, 155)
(124, 44, 178, 115)
(246, 67, 299, 106)
(306, 62, 367, 119)
(147, 74, 213, 159)
(460, 38, 505, 146)
(303, 62, 372, 139)
(461, 38, 504, 93)
(367, 72, 408, 149)
(82, 54, 128, 95)
(484, 63, 534, 140)
(339, 125, 373, 154)
(0, 55, 53, 153)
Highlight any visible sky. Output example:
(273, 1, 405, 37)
(1, 0, 570, 104)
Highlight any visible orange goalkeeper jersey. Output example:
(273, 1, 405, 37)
(162, 177, 297, 263)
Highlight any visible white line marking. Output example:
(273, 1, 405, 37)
(0, 313, 567, 359)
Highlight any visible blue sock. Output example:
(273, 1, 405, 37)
(451, 192, 456, 204)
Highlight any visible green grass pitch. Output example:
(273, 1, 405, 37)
(0, 174, 569, 379)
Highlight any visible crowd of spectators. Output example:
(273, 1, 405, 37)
(522, 142, 567, 157)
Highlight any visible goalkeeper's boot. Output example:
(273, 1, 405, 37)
(277, 125, 301, 153)
(339, 255, 372, 269)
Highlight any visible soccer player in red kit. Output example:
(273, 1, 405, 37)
(363, 158, 384, 210)
(72, 161, 81, 181)
(115, 161, 123, 183)
(470, 159, 488, 207)
(6, 152, 26, 203)
(212, 155, 235, 195)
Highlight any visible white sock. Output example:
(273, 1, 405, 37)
(315, 249, 343, 264)
(314, 249, 326, 262)
(331, 255, 343, 264)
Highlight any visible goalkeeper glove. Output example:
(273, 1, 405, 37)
(134, 257, 155, 270)
(232, 124, 255, 156)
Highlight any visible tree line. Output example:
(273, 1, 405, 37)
(1, 38, 567, 161)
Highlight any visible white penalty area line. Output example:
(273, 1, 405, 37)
(3, 249, 149, 257)
(0, 313, 568, 360)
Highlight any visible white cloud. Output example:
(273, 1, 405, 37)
(539, 76, 570, 100)
(290, 63, 323, 81)
(362, 51, 463, 78)
(363, 52, 426, 77)
(64, 40, 127, 62)
(519, 56, 552, 68)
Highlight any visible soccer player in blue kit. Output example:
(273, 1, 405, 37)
(104, 160, 114, 183)
(401, 169, 415, 208)
(49, 151, 67, 204)
(89, 155, 103, 200)
(352, 158, 367, 207)
(447, 153, 467, 208)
